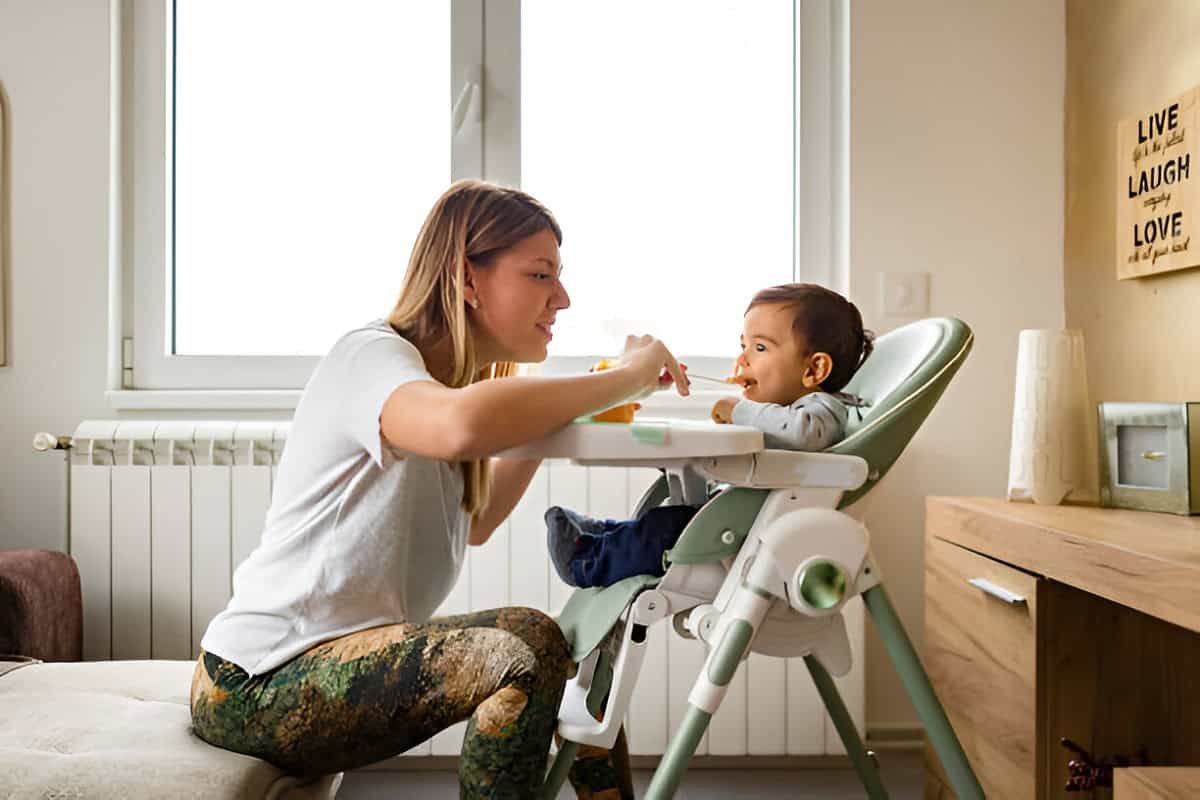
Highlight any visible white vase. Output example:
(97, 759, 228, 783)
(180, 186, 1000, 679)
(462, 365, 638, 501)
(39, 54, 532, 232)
(1007, 329, 1098, 505)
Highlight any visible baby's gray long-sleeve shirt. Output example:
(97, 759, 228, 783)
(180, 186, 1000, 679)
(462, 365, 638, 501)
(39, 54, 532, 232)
(729, 391, 851, 451)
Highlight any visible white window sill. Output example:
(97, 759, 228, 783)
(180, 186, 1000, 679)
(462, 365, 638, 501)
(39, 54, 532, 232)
(105, 387, 737, 413)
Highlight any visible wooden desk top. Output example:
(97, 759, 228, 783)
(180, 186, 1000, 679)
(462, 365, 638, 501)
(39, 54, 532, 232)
(1115, 767, 1200, 799)
(927, 497, 1200, 635)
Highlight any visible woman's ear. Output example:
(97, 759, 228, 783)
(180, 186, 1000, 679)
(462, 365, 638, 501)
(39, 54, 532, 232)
(462, 259, 480, 309)
(803, 352, 833, 388)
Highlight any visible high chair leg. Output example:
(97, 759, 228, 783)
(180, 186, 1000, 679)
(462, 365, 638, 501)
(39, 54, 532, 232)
(647, 621, 752, 800)
(647, 570, 773, 799)
(541, 740, 580, 800)
(863, 584, 984, 800)
(804, 654, 888, 799)
(645, 704, 711, 799)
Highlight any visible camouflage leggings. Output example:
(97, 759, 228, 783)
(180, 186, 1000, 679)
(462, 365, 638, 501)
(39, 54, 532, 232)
(190, 607, 631, 799)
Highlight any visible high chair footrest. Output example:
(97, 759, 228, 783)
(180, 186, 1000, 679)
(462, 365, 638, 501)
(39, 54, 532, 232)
(556, 574, 659, 663)
(558, 608, 650, 749)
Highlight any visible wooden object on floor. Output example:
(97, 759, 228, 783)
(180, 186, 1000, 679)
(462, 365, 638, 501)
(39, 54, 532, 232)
(923, 497, 1200, 800)
(1115, 767, 1200, 799)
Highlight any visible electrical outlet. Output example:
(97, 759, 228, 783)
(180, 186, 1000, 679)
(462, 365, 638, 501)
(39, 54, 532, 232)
(880, 272, 929, 316)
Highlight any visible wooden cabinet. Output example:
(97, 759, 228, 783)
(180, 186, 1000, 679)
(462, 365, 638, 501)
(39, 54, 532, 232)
(924, 498, 1200, 800)
(925, 536, 1041, 799)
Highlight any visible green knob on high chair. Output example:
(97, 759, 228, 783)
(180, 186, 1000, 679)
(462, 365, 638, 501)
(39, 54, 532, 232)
(797, 559, 848, 610)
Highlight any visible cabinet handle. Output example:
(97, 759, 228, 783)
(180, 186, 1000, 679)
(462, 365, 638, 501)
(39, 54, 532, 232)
(967, 577, 1027, 605)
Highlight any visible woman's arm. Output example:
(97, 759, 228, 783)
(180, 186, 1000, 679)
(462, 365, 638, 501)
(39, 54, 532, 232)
(468, 457, 541, 546)
(380, 336, 687, 462)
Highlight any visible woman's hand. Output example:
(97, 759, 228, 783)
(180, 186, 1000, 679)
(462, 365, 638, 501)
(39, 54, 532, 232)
(711, 397, 739, 424)
(617, 335, 690, 397)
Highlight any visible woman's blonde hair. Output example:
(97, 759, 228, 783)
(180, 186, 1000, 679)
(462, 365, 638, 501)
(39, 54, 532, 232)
(386, 180, 562, 516)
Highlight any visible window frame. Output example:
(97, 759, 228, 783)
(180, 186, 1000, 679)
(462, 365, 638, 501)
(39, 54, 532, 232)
(112, 0, 846, 405)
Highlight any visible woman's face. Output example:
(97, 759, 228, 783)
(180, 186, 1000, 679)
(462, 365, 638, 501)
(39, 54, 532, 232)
(466, 228, 570, 364)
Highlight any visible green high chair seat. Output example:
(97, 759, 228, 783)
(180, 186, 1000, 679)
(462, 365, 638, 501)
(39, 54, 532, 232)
(832, 315, 972, 506)
(547, 317, 980, 800)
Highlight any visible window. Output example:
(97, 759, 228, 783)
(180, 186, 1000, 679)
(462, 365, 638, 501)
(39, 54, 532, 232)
(173, 1, 450, 357)
(122, 0, 846, 394)
(521, 0, 792, 361)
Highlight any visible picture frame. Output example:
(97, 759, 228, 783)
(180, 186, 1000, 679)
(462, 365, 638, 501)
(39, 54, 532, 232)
(1098, 402, 1200, 515)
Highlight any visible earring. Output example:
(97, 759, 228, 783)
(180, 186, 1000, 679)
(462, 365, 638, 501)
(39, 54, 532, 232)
(468, 298, 479, 309)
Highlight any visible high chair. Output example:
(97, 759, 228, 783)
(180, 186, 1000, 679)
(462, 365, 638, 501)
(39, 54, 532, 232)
(503, 317, 983, 800)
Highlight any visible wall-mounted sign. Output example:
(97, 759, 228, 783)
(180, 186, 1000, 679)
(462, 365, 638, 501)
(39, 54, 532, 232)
(1116, 85, 1199, 279)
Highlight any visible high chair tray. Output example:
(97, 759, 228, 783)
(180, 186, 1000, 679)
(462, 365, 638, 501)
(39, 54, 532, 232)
(499, 417, 764, 463)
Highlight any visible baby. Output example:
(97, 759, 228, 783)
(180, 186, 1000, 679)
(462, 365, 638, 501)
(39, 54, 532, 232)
(545, 283, 875, 589)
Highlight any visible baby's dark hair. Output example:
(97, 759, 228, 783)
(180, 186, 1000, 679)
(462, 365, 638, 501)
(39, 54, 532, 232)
(746, 283, 874, 393)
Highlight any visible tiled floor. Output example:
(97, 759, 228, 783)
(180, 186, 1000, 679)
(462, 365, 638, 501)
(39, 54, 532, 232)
(338, 749, 923, 799)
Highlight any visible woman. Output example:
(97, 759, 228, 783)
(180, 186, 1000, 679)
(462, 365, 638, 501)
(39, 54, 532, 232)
(190, 179, 689, 798)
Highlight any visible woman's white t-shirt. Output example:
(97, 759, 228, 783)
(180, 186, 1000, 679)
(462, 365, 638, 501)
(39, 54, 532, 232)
(201, 320, 470, 676)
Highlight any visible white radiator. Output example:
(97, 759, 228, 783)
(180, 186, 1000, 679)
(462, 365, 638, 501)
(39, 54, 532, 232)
(51, 420, 864, 758)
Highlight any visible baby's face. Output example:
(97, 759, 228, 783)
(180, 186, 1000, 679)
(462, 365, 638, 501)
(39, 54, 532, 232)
(733, 304, 814, 406)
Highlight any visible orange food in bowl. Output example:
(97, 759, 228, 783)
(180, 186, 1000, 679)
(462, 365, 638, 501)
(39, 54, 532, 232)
(591, 402, 641, 423)
(589, 359, 641, 423)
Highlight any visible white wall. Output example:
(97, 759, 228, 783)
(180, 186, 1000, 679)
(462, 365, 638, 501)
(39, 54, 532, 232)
(850, 0, 1065, 729)
(0, 0, 1067, 735)
(0, 1, 112, 553)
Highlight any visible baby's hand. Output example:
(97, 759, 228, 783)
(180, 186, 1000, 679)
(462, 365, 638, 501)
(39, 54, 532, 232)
(711, 397, 739, 424)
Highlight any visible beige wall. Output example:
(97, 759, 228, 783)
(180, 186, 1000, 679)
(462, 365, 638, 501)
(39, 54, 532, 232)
(851, 0, 1065, 730)
(1066, 2, 1200, 402)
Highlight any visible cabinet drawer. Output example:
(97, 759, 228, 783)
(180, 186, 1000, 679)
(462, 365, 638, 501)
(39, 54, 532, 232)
(924, 535, 1042, 800)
